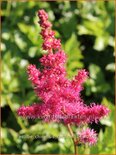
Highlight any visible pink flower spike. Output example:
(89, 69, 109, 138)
(75, 69, 88, 84)
(38, 10, 48, 21)
(18, 9, 110, 132)
(87, 104, 110, 123)
(27, 64, 41, 85)
(78, 128, 97, 146)
(17, 104, 42, 119)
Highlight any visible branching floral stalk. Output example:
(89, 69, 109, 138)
(17, 10, 110, 154)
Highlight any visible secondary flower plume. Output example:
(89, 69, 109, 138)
(17, 9, 110, 147)
(78, 128, 97, 146)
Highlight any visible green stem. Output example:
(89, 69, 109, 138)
(63, 107, 78, 154)
(66, 124, 78, 155)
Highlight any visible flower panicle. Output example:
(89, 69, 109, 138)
(78, 128, 97, 146)
(17, 9, 110, 146)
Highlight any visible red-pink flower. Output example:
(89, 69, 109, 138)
(78, 128, 97, 145)
(17, 9, 110, 145)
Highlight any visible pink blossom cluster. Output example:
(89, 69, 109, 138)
(38, 9, 61, 51)
(17, 10, 110, 145)
(78, 128, 97, 145)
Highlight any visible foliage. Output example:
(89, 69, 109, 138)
(1, 1, 115, 154)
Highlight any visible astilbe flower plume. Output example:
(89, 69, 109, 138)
(17, 9, 110, 150)
(78, 128, 97, 146)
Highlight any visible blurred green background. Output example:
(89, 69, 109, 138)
(1, 1, 115, 154)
